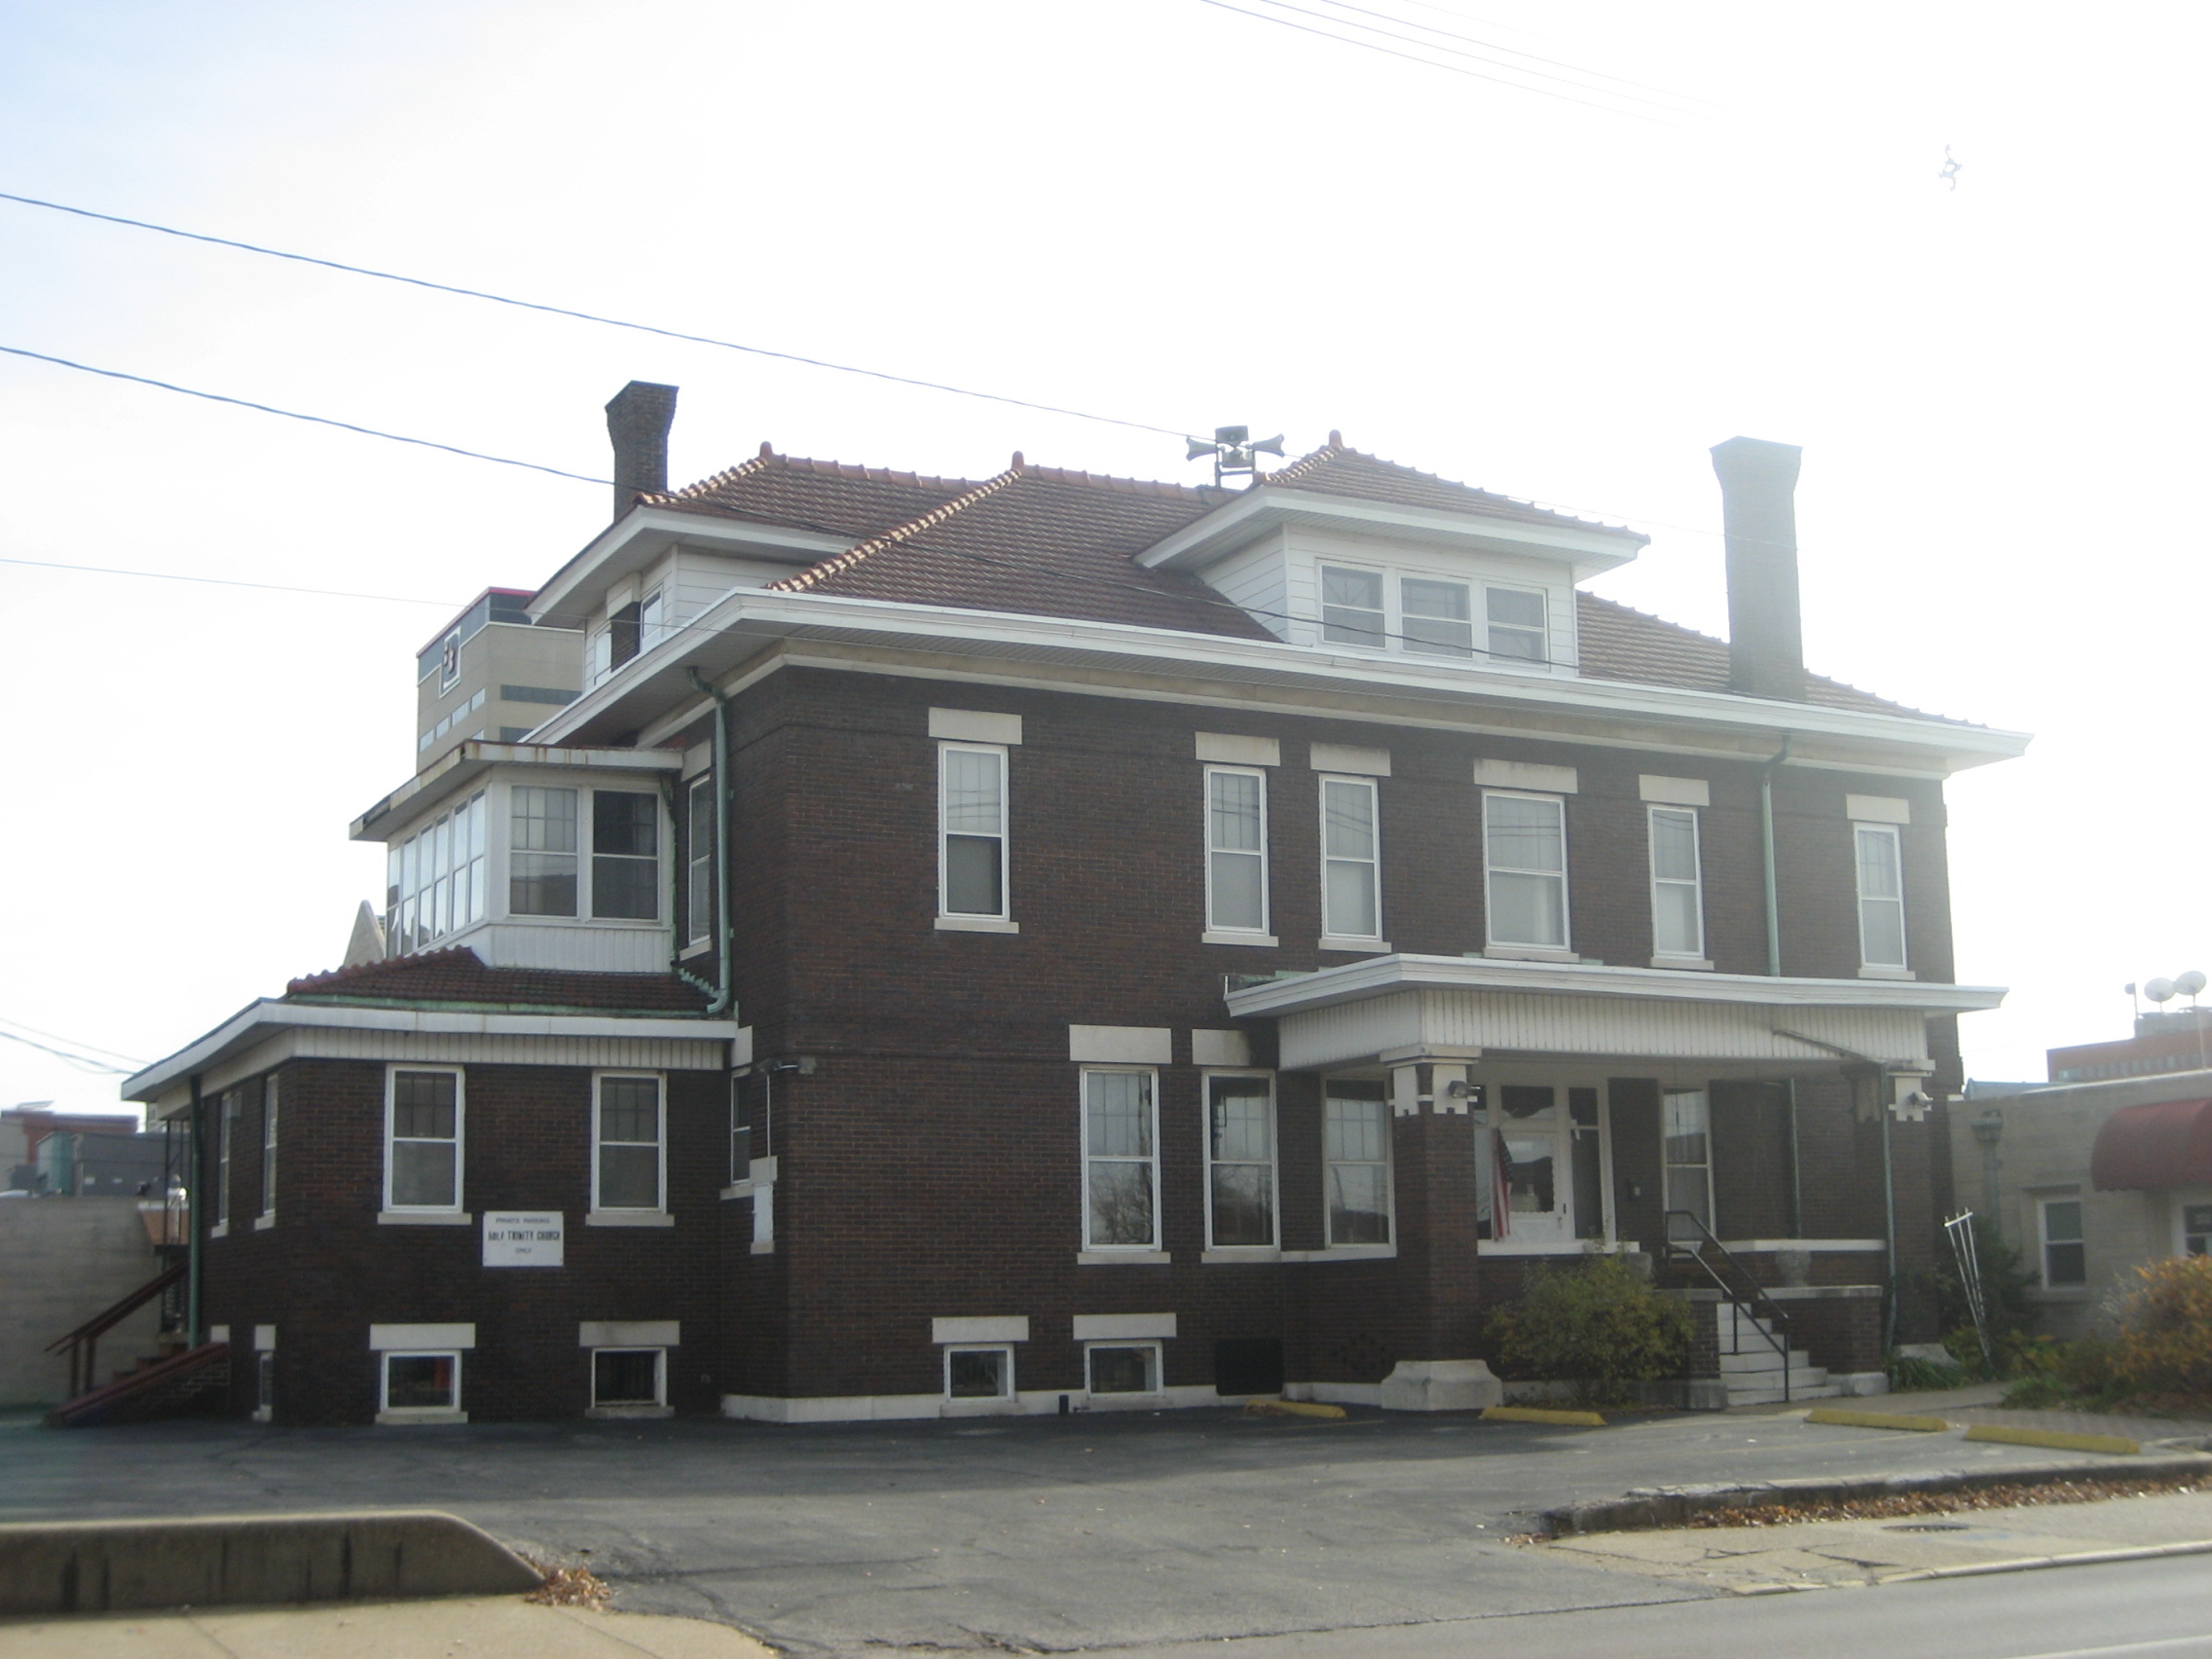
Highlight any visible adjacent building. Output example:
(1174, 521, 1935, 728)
(121, 388, 2028, 1424)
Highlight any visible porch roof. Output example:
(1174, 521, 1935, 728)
(1222, 954, 2004, 1074)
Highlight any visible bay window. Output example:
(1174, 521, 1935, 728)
(591, 791, 660, 920)
(510, 786, 579, 917)
(386, 791, 488, 953)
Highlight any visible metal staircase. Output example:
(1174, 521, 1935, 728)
(1660, 1211, 1842, 1408)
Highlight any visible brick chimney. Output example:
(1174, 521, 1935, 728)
(1711, 435, 1805, 701)
(605, 381, 679, 521)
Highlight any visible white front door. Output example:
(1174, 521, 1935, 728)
(1495, 1085, 1571, 1243)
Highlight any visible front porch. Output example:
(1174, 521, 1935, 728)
(1228, 953, 2003, 1406)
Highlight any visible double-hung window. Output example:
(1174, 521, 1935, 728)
(1401, 577, 1473, 656)
(1648, 806, 1706, 960)
(1205, 1073, 1277, 1249)
(212, 1089, 236, 1231)
(1323, 1079, 1392, 1246)
(511, 786, 579, 916)
(1082, 1069, 1159, 1251)
(1662, 1088, 1714, 1239)
(2040, 1198, 2086, 1287)
(685, 775, 716, 948)
(258, 1077, 277, 1224)
(1855, 823, 1907, 970)
(940, 744, 1010, 920)
(594, 1074, 665, 1212)
(1486, 587, 1548, 662)
(1484, 792, 1569, 950)
(1319, 566, 1385, 647)
(386, 1068, 462, 1214)
(1320, 776, 1382, 941)
(1205, 766, 1270, 936)
(592, 792, 660, 919)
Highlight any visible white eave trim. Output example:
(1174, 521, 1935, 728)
(351, 741, 684, 842)
(532, 586, 2030, 771)
(529, 506, 851, 625)
(1132, 485, 1646, 575)
(123, 999, 744, 1102)
(1221, 952, 2007, 1020)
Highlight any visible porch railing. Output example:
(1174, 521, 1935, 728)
(1659, 1210, 1795, 1402)
(46, 1262, 187, 1401)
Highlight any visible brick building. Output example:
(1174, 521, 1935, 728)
(122, 389, 2027, 1425)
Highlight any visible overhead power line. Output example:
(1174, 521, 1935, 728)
(0, 553, 463, 609)
(0, 1025, 141, 1076)
(0, 345, 612, 485)
(0, 189, 1196, 441)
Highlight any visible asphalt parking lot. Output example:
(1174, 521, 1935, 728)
(0, 1404, 2160, 1657)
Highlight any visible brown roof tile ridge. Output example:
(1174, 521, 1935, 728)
(1253, 431, 1350, 488)
(646, 444, 777, 506)
(1576, 590, 1727, 646)
(1268, 436, 1640, 536)
(1014, 461, 1221, 501)
(646, 444, 986, 507)
(766, 463, 1029, 593)
(284, 945, 487, 996)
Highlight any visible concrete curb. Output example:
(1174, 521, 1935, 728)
(0, 1510, 544, 1616)
(1537, 1453, 2212, 1536)
(1878, 1537, 2212, 1583)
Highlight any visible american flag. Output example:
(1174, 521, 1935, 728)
(1491, 1128, 1513, 1240)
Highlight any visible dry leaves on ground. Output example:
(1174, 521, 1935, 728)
(526, 1563, 613, 1608)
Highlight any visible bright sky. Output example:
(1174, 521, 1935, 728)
(3, 0, 2204, 1121)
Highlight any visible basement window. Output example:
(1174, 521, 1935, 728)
(944, 1346, 1014, 1400)
(381, 1351, 461, 1416)
(591, 1347, 666, 1410)
(1087, 1343, 1161, 1396)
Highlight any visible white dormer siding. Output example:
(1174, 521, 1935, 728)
(1193, 526, 1579, 674)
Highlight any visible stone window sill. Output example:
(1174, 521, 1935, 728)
(1202, 932, 1278, 948)
(1201, 1246, 1280, 1264)
(1859, 965, 1918, 980)
(1319, 938, 1390, 954)
(1483, 945, 1577, 964)
(586, 1210, 676, 1228)
(1078, 1249, 1171, 1266)
(375, 1410, 468, 1425)
(938, 915, 1019, 934)
(1651, 955, 1714, 971)
(1280, 1245, 1396, 1262)
(378, 1210, 472, 1226)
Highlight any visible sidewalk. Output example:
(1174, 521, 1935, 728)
(1735, 1382, 2212, 1451)
(1537, 1486, 2212, 1593)
(0, 1597, 776, 1659)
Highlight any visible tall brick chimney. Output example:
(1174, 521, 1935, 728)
(1711, 435, 1805, 702)
(605, 381, 679, 521)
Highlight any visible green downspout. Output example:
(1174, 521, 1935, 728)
(1785, 1078, 1802, 1239)
(186, 1075, 204, 1346)
(683, 668, 734, 1017)
(1759, 737, 1791, 978)
(1880, 1081, 1899, 1350)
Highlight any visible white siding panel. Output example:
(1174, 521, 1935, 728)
(292, 1029, 729, 1071)
(472, 922, 673, 973)
(1198, 532, 1290, 641)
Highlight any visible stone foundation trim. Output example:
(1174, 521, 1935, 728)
(1377, 1359, 1503, 1413)
(721, 1382, 1240, 1423)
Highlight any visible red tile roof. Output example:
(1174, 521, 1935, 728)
(284, 948, 712, 1014)
(632, 437, 1951, 723)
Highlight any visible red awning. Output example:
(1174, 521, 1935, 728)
(2090, 1098, 2212, 1190)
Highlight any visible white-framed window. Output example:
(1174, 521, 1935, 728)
(382, 1350, 461, 1415)
(728, 1077, 753, 1187)
(1323, 1078, 1392, 1246)
(1662, 1088, 1714, 1239)
(686, 774, 716, 947)
(586, 625, 612, 687)
(1319, 565, 1385, 647)
(386, 1067, 463, 1213)
(2180, 1200, 2211, 1257)
(258, 1076, 278, 1222)
(1205, 1072, 1278, 1249)
(944, 1345, 1014, 1399)
(940, 743, 1010, 920)
(1484, 791, 1569, 950)
(1486, 585, 1548, 663)
(2039, 1197, 2086, 1287)
(386, 791, 489, 954)
(639, 586, 666, 651)
(1401, 576, 1473, 656)
(1855, 823, 1907, 969)
(1205, 765, 1270, 935)
(1083, 1068, 1160, 1250)
(592, 791, 660, 920)
(511, 785, 579, 917)
(1648, 806, 1705, 959)
(212, 1088, 237, 1230)
(1320, 776, 1382, 940)
(591, 1347, 666, 1409)
(1087, 1342, 1162, 1395)
(594, 1073, 665, 1212)
(438, 629, 461, 692)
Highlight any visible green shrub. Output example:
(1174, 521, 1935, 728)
(2112, 1256, 2212, 1404)
(1486, 1254, 1692, 1407)
(1888, 1351, 1967, 1392)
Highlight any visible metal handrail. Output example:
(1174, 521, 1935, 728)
(45, 1263, 187, 1400)
(1659, 1210, 1794, 1402)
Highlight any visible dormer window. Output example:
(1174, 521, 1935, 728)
(1401, 578, 1473, 657)
(1319, 567, 1384, 647)
(1487, 587, 1548, 663)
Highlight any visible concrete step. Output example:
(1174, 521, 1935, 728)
(1718, 1347, 1816, 1375)
(1725, 1378, 1843, 1405)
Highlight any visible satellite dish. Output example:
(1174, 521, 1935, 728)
(2146, 977, 2177, 1004)
(2178, 970, 2207, 998)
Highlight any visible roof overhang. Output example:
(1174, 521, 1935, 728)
(528, 507, 851, 627)
(350, 741, 683, 843)
(2091, 1097, 2212, 1190)
(527, 587, 2030, 777)
(123, 998, 747, 1106)
(1133, 486, 1646, 581)
(1222, 953, 2004, 1074)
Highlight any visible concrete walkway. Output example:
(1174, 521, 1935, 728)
(0, 1598, 775, 1659)
(1738, 1383, 2212, 1451)
(1538, 1487, 2212, 1593)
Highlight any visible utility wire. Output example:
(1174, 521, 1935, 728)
(0, 1015, 147, 1068)
(0, 554, 464, 608)
(0, 190, 1197, 441)
(0, 346, 610, 485)
(0, 1027, 140, 1076)
(1192, 0, 1695, 129)
(1306, 0, 1758, 119)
